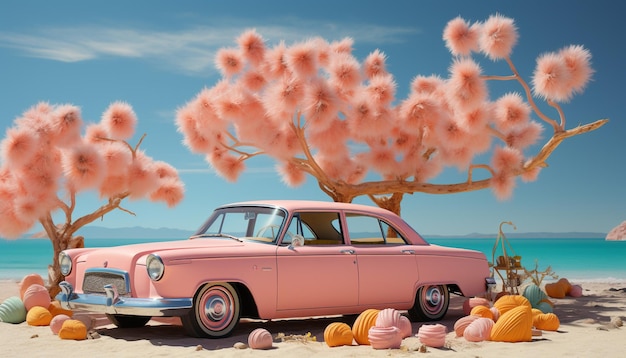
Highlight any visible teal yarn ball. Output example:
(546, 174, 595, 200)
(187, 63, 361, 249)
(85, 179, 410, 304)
(522, 284, 548, 307)
(0, 296, 27, 324)
(535, 301, 554, 314)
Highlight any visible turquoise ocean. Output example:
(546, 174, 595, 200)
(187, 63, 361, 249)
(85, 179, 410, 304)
(1, 237, 625, 283)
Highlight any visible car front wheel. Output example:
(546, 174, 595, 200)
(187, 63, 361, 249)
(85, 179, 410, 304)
(181, 282, 241, 338)
(408, 284, 450, 321)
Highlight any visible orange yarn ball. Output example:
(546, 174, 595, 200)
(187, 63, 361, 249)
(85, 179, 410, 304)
(324, 322, 354, 347)
(533, 313, 560, 331)
(58, 319, 88, 340)
(493, 294, 531, 316)
(352, 309, 380, 345)
(490, 305, 533, 342)
(26, 306, 52, 326)
(470, 305, 494, 320)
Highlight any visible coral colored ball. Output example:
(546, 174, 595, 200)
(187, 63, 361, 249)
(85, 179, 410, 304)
(23, 284, 51, 311)
(19, 274, 45, 300)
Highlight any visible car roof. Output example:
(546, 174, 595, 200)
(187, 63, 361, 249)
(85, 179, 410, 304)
(220, 200, 394, 216)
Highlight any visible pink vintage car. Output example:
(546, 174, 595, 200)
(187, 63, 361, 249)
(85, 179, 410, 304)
(57, 200, 492, 338)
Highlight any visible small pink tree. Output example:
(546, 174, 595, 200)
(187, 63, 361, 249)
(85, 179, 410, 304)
(176, 14, 606, 215)
(0, 101, 185, 297)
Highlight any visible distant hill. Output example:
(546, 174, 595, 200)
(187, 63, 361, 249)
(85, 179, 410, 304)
(72, 226, 195, 239)
(423, 232, 606, 239)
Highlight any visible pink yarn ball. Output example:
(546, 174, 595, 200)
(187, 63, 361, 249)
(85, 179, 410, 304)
(463, 317, 495, 342)
(416, 323, 447, 348)
(462, 297, 491, 315)
(569, 284, 583, 298)
(368, 326, 403, 349)
(397, 315, 412, 338)
(454, 315, 480, 337)
(490, 306, 501, 322)
(50, 314, 72, 335)
(248, 328, 273, 350)
(375, 308, 401, 328)
(23, 284, 51, 311)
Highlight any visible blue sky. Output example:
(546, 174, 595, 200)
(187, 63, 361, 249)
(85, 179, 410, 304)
(0, 0, 623, 236)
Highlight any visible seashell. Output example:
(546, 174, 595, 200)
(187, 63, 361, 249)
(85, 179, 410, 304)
(233, 342, 248, 349)
(454, 315, 480, 337)
(490, 305, 533, 342)
(324, 322, 354, 347)
(50, 314, 72, 334)
(48, 300, 73, 317)
(569, 284, 583, 298)
(470, 305, 494, 320)
(463, 317, 494, 342)
(533, 313, 560, 331)
(462, 297, 491, 315)
(26, 306, 52, 326)
(352, 309, 380, 345)
(522, 284, 548, 307)
(58, 319, 88, 340)
(397, 315, 412, 338)
(375, 308, 401, 328)
(248, 328, 273, 350)
(23, 284, 51, 311)
(368, 326, 402, 349)
(493, 294, 531, 316)
(0, 296, 27, 324)
(416, 323, 447, 348)
(19, 274, 45, 300)
(610, 316, 623, 327)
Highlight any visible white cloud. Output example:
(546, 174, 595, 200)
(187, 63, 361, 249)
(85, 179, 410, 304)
(0, 18, 418, 76)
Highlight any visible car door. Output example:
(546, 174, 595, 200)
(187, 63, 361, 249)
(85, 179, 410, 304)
(276, 211, 359, 310)
(345, 212, 419, 306)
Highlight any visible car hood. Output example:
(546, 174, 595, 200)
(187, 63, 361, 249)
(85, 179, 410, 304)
(71, 238, 272, 267)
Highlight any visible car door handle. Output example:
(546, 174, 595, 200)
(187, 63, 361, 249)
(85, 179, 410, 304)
(340, 249, 355, 255)
(402, 249, 415, 254)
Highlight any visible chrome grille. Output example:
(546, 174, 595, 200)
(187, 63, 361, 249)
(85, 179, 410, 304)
(82, 270, 130, 296)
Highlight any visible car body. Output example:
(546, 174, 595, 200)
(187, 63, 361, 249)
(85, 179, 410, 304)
(56, 200, 492, 337)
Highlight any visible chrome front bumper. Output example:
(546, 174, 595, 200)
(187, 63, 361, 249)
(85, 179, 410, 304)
(55, 281, 192, 317)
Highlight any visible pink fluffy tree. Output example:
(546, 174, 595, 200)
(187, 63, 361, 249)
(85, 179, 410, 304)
(0, 101, 185, 297)
(176, 14, 606, 215)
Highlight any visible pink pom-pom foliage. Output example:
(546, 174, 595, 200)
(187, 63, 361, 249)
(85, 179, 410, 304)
(175, 16, 602, 210)
(0, 102, 184, 297)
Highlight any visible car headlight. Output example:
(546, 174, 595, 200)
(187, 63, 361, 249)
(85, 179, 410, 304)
(146, 254, 165, 281)
(59, 251, 72, 276)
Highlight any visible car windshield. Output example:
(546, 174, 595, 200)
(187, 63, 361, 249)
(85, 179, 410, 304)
(191, 206, 287, 244)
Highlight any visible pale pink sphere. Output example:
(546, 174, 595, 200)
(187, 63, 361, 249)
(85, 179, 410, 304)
(50, 314, 72, 334)
(464, 317, 495, 342)
(569, 284, 583, 298)
(23, 284, 51, 311)
(248, 328, 273, 350)
(397, 315, 413, 338)
(416, 323, 447, 348)
(368, 326, 403, 349)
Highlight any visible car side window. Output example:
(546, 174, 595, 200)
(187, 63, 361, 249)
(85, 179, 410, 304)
(345, 213, 407, 245)
(285, 212, 345, 245)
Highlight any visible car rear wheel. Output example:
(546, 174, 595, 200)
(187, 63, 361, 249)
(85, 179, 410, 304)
(181, 282, 241, 338)
(106, 314, 151, 328)
(408, 284, 450, 321)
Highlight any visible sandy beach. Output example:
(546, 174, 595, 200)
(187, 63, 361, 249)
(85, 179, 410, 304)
(1, 279, 624, 357)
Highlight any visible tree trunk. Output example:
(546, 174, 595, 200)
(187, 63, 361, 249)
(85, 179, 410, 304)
(47, 233, 84, 298)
